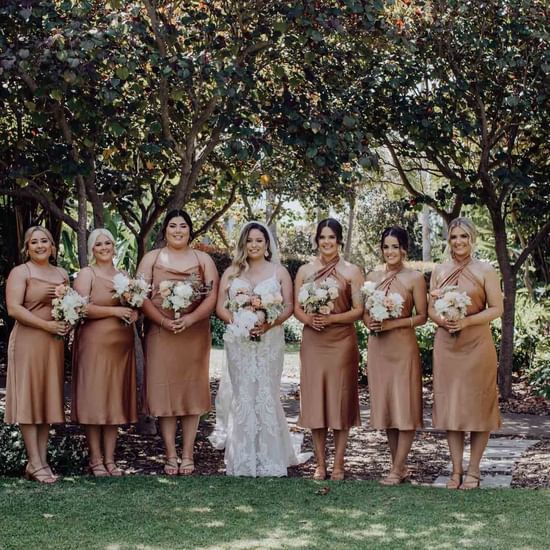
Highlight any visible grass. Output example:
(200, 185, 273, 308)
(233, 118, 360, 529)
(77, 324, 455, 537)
(1, 476, 549, 549)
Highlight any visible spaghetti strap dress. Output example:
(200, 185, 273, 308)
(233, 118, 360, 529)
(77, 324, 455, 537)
(71, 267, 137, 424)
(432, 259, 501, 431)
(144, 250, 211, 417)
(298, 257, 361, 430)
(5, 264, 67, 424)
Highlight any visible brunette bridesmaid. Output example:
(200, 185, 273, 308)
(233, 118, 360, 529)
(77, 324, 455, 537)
(294, 218, 364, 481)
(72, 228, 138, 476)
(5, 226, 70, 483)
(429, 217, 503, 489)
(363, 227, 427, 485)
(137, 210, 219, 476)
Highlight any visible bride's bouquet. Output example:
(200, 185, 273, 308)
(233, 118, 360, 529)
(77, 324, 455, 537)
(51, 284, 88, 335)
(298, 277, 339, 315)
(112, 273, 151, 308)
(433, 286, 471, 332)
(158, 274, 210, 319)
(361, 281, 404, 334)
(224, 287, 284, 342)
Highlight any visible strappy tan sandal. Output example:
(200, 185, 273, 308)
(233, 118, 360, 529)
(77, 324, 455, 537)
(313, 466, 327, 481)
(380, 470, 410, 486)
(164, 457, 179, 476)
(446, 471, 463, 489)
(105, 462, 124, 477)
(460, 472, 481, 490)
(25, 465, 57, 484)
(89, 461, 110, 477)
(179, 457, 195, 476)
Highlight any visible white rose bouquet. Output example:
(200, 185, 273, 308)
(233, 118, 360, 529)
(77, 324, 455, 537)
(112, 273, 151, 308)
(361, 281, 405, 335)
(298, 277, 339, 315)
(158, 274, 208, 319)
(224, 287, 284, 342)
(51, 284, 88, 336)
(433, 286, 471, 333)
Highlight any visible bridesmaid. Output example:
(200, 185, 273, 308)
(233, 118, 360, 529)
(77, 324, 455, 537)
(72, 228, 138, 476)
(5, 226, 70, 483)
(429, 217, 503, 489)
(294, 218, 364, 481)
(363, 227, 427, 485)
(137, 210, 219, 476)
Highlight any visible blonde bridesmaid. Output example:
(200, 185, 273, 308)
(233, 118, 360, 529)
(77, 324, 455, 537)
(363, 227, 427, 485)
(72, 228, 138, 476)
(429, 217, 503, 489)
(5, 226, 70, 483)
(137, 210, 219, 476)
(295, 218, 364, 481)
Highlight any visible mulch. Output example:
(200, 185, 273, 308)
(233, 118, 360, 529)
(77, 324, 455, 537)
(56, 380, 548, 489)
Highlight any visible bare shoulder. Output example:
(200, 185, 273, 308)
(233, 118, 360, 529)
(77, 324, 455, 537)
(474, 259, 496, 273)
(366, 269, 384, 283)
(340, 260, 362, 278)
(297, 261, 316, 279)
(403, 267, 425, 283)
(276, 264, 291, 278)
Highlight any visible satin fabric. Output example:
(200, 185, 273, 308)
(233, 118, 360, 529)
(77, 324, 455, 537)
(144, 251, 211, 417)
(367, 269, 423, 430)
(5, 266, 66, 424)
(71, 268, 137, 425)
(298, 257, 361, 430)
(432, 259, 501, 431)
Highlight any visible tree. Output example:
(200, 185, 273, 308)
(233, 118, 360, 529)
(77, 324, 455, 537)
(347, 0, 550, 397)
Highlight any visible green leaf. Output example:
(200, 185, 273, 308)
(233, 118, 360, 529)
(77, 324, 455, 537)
(115, 66, 130, 80)
(109, 122, 126, 137)
(50, 89, 63, 101)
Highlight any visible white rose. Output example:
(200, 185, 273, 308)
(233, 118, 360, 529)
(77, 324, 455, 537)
(298, 288, 310, 303)
(327, 287, 339, 300)
(315, 288, 328, 300)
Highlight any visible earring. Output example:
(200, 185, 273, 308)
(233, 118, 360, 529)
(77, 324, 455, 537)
(264, 250, 269, 258)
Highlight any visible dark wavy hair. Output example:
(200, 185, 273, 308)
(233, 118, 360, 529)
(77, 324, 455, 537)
(314, 218, 344, 248)
(160, 209, 194, 242)
(380, 226, 409, 253)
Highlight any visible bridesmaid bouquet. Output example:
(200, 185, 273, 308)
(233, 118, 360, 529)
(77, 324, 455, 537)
(112, 273, 151, 308)
(433, 286, 471, 325)
(361, 281, 405, 335)
(51, 284, 88, 334)
(298, 277, 339, 315)
(158, 274, 208, 319)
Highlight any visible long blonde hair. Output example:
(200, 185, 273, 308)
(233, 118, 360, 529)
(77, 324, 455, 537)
(446, 217, 477, 258)
(87, 228, 116, 263)
(21, 226, 56, 261)
(229, 222, 274, 280)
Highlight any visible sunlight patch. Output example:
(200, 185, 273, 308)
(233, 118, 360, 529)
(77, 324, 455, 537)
(234, 505, 254, 513)
(204, 520, 225, 528)
(188, 507, 212, 513)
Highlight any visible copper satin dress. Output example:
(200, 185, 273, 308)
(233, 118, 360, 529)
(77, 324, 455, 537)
(298, 257, 361, 430)
(367, 270, 423, 430)
(432, 259, 501, 431)
(144, 251, 211, 417)
(5, 264, 67, 424)
(71, 267, 137, 425)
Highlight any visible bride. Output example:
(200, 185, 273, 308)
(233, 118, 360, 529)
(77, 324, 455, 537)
(210, 221, 311, 476)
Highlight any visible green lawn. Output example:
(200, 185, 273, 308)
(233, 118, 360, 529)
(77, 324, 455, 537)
(1, 476, 548, 550)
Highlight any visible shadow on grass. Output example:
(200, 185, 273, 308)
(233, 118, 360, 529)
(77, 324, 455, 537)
(1, 476, 549, 549)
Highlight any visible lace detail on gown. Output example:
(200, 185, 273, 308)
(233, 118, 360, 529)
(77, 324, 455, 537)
(209, 274, 312, 476)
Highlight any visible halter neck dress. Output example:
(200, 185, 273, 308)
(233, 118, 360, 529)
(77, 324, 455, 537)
(71, 267, 137, 424)
(5, 263, 67, 424)
(144, 249, 211, 417)
(298, 257, 361, 430)
(367, 269, 423, 430)
(432, 259, 501, 431)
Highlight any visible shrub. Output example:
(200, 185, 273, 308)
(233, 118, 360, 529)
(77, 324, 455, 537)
(210, 315, 226, 347)
(283, 316, 303, 344)
(0, 410, 87, 476)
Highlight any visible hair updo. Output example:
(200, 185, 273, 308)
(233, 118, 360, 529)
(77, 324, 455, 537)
(314, 218, 344, 248)
(380, 226, 409, 253)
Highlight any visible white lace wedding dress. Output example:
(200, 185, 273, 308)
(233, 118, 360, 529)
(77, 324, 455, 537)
(209, 274, 311, 477)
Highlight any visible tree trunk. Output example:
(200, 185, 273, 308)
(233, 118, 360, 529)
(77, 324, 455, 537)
(499, 268, 516, 399)
(344, 193, 356, 261)
(76, 176, 88, 267)
(490, 209, 515, 399)
(421, 203, 432, 262)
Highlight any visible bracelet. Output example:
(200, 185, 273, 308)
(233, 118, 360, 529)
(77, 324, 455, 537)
(410, 318, 413, 328)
